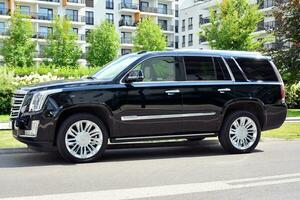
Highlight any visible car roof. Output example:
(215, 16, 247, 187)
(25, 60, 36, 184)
(134, 49, 266, 59)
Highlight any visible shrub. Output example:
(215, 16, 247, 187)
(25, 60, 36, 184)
(285, 82, 300, 109)
(0, 68, 16, 115)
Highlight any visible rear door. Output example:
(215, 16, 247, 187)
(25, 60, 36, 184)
(181, 56, 235, 133)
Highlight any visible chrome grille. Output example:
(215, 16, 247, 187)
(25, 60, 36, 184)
(10, 90, 27, 119)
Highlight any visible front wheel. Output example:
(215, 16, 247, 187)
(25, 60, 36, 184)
(57, 113, 108, 163)
(218, 111, 261, 154)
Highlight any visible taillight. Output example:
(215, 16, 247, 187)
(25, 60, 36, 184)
(280, 84, 285, 101)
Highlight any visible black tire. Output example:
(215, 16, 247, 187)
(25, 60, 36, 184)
(218, 111, 261, 154)
(57, 113, 108, 163)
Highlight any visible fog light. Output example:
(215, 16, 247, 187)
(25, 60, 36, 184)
(24, 120, 39, 137)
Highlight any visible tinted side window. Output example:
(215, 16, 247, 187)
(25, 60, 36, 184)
(224, 58, 246, 81)
(235, 58, 279, 82)
(214, 57, 231, 80)
(184, 56, 229, 81)
(134, 57, 182, 82)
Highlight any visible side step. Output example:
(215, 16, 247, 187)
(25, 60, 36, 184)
(110, 133, 217, 143)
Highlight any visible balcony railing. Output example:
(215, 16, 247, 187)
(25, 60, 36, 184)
(78, 34, 85, 41)
(182, 26, 185, 32)
(257, 21, 275, 31)
(0, 8, 11, 16)
(0, 28, 9, 36)
(121, 37, 133, 44)
(160, 25, 174, 32)
(140, 6, 173, 15)
(67, 0, 85, 4)
(65, 15, 85, 22)
(39, 0, 60, 2)
(199, 17, 210, 25)
(31, 13, 54, 20)
(167, 41, 174, 48)
(119, 19, 136, 27)
(188, 41, 193, 46)
(33, 32, 50, 39)
(258, 0, 274, 9)
(182, 42, 185, 48)
(119, 3, 139, 10)
(188, 24, 193, 30)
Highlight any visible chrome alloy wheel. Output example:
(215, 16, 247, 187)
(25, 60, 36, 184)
(65, 120, 103, 159)
(229, 117, 258, 150)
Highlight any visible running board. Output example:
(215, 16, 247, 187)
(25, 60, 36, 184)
(110, 133, 216, 143)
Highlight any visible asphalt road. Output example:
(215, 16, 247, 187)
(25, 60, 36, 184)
(0, 139, 300, 200)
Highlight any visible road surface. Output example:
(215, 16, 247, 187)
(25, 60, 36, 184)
(0, 139, 299, 200)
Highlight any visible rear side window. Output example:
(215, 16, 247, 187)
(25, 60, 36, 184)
(224, 58, 246, 81)
(235, 58, 279, 82)
(184, 56, 231, 81)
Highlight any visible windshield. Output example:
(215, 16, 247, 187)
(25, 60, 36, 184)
(92, 54, 142, 81)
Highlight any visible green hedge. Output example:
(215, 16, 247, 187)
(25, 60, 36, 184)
(285, 82, 300, 109)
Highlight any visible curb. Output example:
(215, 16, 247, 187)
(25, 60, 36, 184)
(0, 147, 35, 154)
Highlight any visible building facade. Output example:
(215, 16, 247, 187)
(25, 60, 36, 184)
(179, 0, 276, 50)
(0, 0, 177, 64)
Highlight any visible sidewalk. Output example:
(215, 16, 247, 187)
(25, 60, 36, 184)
(1, 117, 300, 130)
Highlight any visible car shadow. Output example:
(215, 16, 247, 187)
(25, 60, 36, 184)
(0, 139, 263, 168)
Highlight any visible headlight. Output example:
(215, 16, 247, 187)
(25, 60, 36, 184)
(29, 89, 62, 112)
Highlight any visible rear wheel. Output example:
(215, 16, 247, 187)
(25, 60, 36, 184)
(57, 113, 108, 163)
(219, 111, 261, 153)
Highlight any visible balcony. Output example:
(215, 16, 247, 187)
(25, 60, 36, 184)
(121, 37, 133, 44)
(258, 0, 274, 9)
(140, 6, 173, 15)
(39, 0, 60, 2)
(0, 8, 11, 16)
(199, 17, 210, 25)
(119, 19, 136, 27)
(67, 0, 85, 4)
(188, 24, 193, 30)
(167, 41, 174, 48)
(257, 21, 276, 31)
(160, 25, 174, 32)
(65, 15, 86, 23)
(31, 12, 54, 21)
(119, 3, 139, 10)
(33, 32, 50, 39)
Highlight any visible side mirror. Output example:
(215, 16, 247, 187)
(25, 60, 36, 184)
(125, 70, 144, 83)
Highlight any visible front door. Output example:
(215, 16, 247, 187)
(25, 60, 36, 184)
(180, 56, 235, 133)
(116, 56, 185, 137)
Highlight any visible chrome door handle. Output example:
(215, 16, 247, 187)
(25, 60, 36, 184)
(165, 89, 180, 95)
(218, 88, 231, 93)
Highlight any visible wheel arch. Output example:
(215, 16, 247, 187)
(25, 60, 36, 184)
(54, 104, 114, 145)
(222, 99, 266, 130)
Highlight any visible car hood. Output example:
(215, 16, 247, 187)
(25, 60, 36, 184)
(20, 78, 111, 93)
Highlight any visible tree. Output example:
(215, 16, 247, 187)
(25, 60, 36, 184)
(200, 0, 264, 51)
(268, 0, 300, 83)
(1, 10, 36, 67)
(44, 16, 81, 67)
(86, 21, 120, 67)
(133, 17, 166, 51)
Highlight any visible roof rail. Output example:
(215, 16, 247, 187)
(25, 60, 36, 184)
(137, 50, 147, 54)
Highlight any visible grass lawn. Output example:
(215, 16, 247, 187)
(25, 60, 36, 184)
(287, 109, 300, 118)
(0, 131, 26, 148)
(263, 123, 300, 140)
(0, 115, 10, 123)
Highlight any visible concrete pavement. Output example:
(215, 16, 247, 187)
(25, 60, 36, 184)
(0, 139, 299, 199)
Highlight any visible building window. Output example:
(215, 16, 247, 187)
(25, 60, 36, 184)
(182, 19, 185, 32)
(20, 6, 30, 15)
(140, 1, 149, 12)
(158, 19, 168, 31)
(66, 9, 78, 22)
(86, 11, 94, 25)
(0, 3, 5, 15)
(182, 35, 185, 47)
(39, 8, 53, 20)
(175, 36, 179, 49)
(106, 0, 114, 9)
(120, 15, 133, 26)
(121, 49, 132, 55)
(175, 4, 179, 17)
(86, 0, 94, 7)
(175, 20, 179, 33)
(188, 34, 193, 46)
(72, 27, 78, 34)
(106, 13, 114, 23)
(158, 3, 167, 14)
(199, 15, 209, 25)
(0, 22, 5, 33)
(39, 26, 52, 38)
(188, 17, 193, 30)
(121, 32, 132, 44)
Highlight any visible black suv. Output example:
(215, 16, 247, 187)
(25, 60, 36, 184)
(11, 50, 287, 162)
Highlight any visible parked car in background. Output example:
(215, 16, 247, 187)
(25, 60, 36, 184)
(10, 50, 287, 162)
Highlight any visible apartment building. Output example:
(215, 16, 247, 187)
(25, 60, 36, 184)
(0, 0, 176, 64)
(179, 0, 276, 49)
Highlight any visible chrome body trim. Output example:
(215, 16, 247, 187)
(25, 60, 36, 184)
(121, 112, 216, 121)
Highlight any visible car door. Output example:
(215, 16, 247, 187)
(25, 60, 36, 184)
(180, 56, 235, 133)
(115, 56, 186, 137)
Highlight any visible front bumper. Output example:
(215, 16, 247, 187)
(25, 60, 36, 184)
(12, 113, 57, 152)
